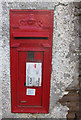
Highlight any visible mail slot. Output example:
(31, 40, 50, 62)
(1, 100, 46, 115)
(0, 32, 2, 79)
(10, 10, 54, 113)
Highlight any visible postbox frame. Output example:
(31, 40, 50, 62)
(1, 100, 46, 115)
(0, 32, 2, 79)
(10, 9, 54, 113)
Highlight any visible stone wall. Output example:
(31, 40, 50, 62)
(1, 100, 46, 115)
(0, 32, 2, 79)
(0, 1, 79, 119)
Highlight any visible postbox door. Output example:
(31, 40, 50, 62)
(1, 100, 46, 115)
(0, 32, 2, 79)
(18, 51, 43, 106)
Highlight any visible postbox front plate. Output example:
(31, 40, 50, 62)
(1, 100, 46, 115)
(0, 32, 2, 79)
(10, 10, 53, 113)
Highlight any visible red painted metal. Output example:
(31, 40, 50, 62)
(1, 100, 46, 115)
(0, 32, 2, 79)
(13, 31, 49, 37)
(10, 9, 54, 113)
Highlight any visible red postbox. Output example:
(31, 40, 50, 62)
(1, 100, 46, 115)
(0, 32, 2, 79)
(10, 10, 53, 113)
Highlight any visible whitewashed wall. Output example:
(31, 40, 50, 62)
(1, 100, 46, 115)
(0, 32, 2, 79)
(0, 1, 79, 119)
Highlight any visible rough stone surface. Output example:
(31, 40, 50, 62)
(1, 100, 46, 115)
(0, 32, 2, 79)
(0, 1, 2, 120)
(0, 1, 79, 119)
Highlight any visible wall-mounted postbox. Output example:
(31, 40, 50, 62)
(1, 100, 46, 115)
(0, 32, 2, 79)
(10, 10, 53, 113)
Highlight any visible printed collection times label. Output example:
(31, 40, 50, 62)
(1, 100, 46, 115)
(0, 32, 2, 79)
(26, 62, 42, 87)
